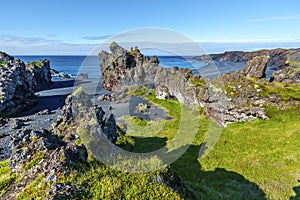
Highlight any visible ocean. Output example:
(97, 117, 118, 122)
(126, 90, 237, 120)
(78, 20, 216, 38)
(15, 55, 246, 78)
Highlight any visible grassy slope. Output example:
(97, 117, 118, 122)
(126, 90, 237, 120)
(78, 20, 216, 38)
(123, 90, 300, 199)
(199, 106, 300, 199)
(1, 86, 300, 199)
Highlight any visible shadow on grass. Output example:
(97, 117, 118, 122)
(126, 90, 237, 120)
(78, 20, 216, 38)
(169, 144, 267, 199)
(120, 136, 168, 153)
(291, 186, 300, 200)
(126, 136, 267, 199)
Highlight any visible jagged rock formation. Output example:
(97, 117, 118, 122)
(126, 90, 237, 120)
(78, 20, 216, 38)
(52, 87, 118, 143)
(3, 128, 87, 199)
(26, 60, 52, 90)
(243, 55, 269, 78)
(0, 55, 36, 117)
(194, 48, 300, 68)
(194, 48, 300, 83)
(99, 42, 199, 105)
(2, 88, 118, 199)
(99, 43, 298, 126)
(0, 52, 52, 117)
(270, 67, 300, 84)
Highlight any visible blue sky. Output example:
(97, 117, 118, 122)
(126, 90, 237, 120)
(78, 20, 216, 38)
(1, 0, 300, 55)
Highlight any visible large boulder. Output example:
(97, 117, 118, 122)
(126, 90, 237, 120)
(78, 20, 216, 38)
(0, 57, 36, 117)
(0, 52, 52, 117)
(26, 60, 52, 90)
(52, 87, 118, 143)
(243, 55, 269, 78)
(99, 42, 199, 105)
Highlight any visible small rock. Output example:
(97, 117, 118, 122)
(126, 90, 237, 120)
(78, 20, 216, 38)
(59, 73, 71, 78)
(36, 109, 51, 115)
(76, 73, 88, 80)
(13, 119, 26, 129)
(97, 94, 111, 101)
(0, 118, 7, 127)
(135, 103, 149, 113)
(46, 169, 56, 182)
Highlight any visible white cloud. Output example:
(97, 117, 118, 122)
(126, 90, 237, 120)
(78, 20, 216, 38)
(250, 14, 300, 22)
(0, 35, 95, 55)
(82, 35, 114, 40)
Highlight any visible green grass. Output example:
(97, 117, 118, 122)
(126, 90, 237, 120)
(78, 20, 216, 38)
(199, 105, 300, 199)
(0, 160, 16, 196)
(260, 83, 300, 101)
(286, 56, 300, 67)
(124, 116, 148, 127)
(118, 87, 300, 199)
(16, 175, 48, 200)
(0, 59, 6, 66)
(24, 151, 44, 170)
(62, 160, 183, 200)
(1, 84, 300, 199)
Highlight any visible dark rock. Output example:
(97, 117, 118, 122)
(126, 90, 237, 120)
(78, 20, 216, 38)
(52, 88, 118, 143)
(0, 58, 36, 117)
(103, 114, 117, 143)
(3, 126, 87, 199)
(51, 68, 72, 79)
(50, 68, 60, 75)
(243, 55, 269, 78)
(36, 109, 51, 115)
(26, 59, 52, 90)
(99, 43, 299, 127)
(99, 43, 200, 105)
(194, 48, 288, 66)
(0, 53, 52, 117)
(0, 118, 8, 127)
(60, 73, 71, 78)
(12, 119, 26, 129)
(47, 182, 84, 199)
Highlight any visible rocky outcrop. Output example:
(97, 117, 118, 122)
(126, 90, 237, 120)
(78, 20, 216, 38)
(243, 56, 269, 78)
(52, 87, 118, 143)
(99, 42, 158, 92)
(99, 42, 199, 105)
(77, 73, 89, 80)
(194, 48, 290, 67)
(0, 52, 52, 117)
(3, 128, 87, 199)
(194, 48, 300, 78)
(99, 43, 299, 126)
(270, 67, 300, 84)
(0, 56, 36, 117)
(26, 60, 52, 90)
(2, 88, 119, 199)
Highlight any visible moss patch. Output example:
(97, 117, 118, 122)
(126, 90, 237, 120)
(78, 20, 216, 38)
(0, 160, 16, 196)
(24, 151, 44, 170)
(260, 83, 300, 101)
(0, 59, 7, 66)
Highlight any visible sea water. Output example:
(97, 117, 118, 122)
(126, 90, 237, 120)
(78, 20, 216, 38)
(15, 55, 245, 78)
